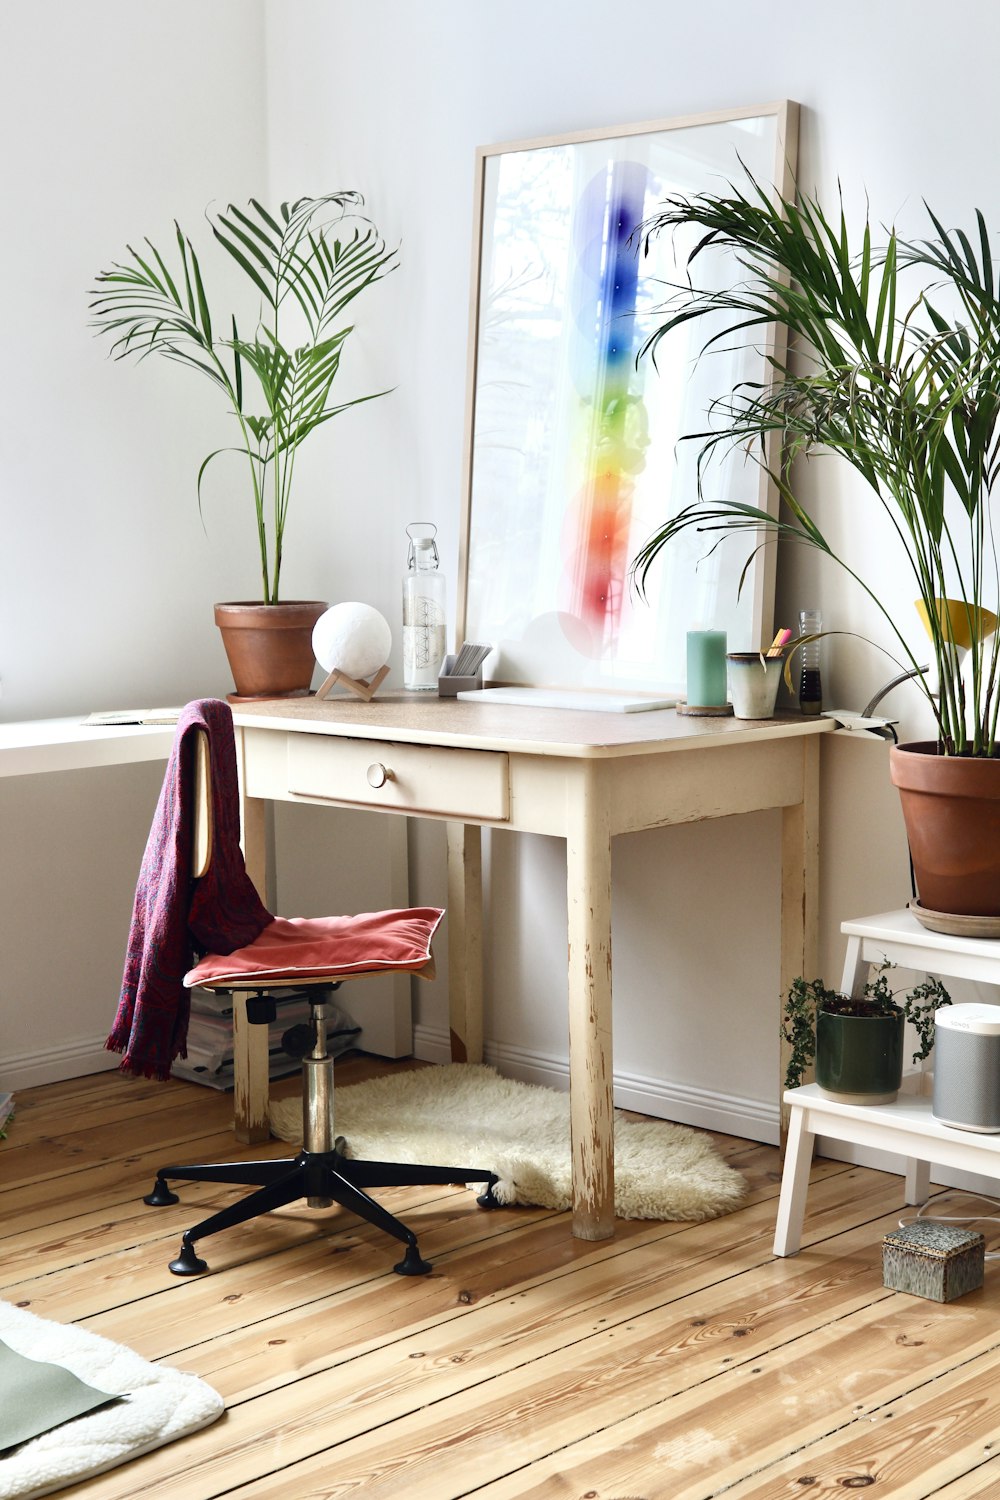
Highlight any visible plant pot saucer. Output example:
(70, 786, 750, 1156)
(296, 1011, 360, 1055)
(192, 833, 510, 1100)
(225, 689, 313, 704)
(909, 899, 1000, 939)
(817, 1086, 899, 1105)
(676, 702, 734, 717)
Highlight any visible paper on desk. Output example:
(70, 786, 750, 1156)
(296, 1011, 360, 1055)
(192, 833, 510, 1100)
(458, 687, 677, 713)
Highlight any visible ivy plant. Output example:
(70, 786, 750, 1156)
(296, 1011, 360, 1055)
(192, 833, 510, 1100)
(782, 963, 951, 1090)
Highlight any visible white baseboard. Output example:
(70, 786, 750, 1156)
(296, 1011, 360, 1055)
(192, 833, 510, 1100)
(1, 1035, 120, 1093)
(413, 1024, 782, 1144)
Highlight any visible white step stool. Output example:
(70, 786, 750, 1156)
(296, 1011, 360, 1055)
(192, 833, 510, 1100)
(774, 908, 1000, 1256)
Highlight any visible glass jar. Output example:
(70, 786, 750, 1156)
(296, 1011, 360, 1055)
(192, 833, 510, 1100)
(798, 609, 822, 715)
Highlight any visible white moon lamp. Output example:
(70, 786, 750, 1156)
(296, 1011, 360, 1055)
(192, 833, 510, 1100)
(313, 603, 392, 701)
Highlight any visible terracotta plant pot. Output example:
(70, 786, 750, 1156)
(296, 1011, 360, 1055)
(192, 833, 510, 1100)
(890, 741, 1000, 919)
(815, 1008, 904, 1104)
(214, 601, 328, 700)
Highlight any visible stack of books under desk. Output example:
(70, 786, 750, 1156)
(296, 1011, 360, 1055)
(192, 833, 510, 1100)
(171, 988, 360, 1091)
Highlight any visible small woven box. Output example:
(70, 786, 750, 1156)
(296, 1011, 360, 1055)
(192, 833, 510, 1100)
(882, 1221, 985, 1302)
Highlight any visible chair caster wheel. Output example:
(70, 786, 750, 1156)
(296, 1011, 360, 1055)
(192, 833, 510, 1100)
(168, 1239, 208, 1276)
(144, 1179, 179, 1207)
(393, 1242, 432, 1276)
(477, 1178, 501, 1209)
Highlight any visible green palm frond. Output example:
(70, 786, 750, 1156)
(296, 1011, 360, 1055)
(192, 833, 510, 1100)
(632, 177, 1000, 754)
(91, 193, 397, 603)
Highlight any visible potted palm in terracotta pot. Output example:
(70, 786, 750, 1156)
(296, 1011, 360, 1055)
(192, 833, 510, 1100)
(90, 192, 396, 698)
(632, 181, 1000, 929)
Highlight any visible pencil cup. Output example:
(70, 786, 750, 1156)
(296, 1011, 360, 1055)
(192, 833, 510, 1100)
(726, 654, 784, 719)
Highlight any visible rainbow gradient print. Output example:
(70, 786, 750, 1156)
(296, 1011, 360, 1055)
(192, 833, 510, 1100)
(558, 159, 651, 656)
(465, 114, 783, 695)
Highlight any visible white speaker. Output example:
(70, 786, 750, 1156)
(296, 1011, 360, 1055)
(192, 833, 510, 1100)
(933, 1004, 1000, 1132)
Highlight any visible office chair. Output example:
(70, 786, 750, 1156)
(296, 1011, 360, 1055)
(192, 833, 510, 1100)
(125, 700, 498, 1277)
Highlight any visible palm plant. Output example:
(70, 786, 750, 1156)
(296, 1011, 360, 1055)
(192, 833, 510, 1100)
(631, 180, 1000, 755)
(90, 192, 397, 604)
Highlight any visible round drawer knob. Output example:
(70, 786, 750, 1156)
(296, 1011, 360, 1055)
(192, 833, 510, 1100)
(366, 762, 392, 789)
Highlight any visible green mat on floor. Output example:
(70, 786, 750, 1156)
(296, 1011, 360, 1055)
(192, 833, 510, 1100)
(0, 1339, 120, 1453)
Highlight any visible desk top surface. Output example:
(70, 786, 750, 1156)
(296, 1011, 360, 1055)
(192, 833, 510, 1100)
(1, 698, 835, 773)
(232, 694, 835, 760)
(0, 717, 176, 776)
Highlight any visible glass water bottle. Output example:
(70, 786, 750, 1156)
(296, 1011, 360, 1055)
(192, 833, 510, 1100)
(402, 521, 447, 690)
(798, 609, 823, 715)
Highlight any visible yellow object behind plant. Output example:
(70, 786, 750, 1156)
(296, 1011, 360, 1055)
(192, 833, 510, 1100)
(915, 598, 998, 651)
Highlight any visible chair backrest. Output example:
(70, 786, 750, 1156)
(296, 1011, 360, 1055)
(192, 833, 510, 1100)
(192, 727, 213, 881)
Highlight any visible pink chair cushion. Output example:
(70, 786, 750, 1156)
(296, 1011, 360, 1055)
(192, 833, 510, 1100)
(184, 908, 444, 988)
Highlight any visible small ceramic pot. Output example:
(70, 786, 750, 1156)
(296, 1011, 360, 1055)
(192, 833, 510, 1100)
(815, 1008, 905, 1104)
(726, 653, 783, 719)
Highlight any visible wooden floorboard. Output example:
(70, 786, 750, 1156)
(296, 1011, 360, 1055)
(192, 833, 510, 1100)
(2, 1059, 999, 1498)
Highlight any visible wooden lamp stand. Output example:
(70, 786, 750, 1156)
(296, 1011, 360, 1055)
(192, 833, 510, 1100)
(316, 665, 390, 703)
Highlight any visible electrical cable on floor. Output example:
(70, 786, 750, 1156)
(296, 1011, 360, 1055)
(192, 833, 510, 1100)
(898, 1192, 1000, 1259)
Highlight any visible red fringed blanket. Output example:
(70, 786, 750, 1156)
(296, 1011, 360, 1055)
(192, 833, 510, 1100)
(106, 699, 273, 1080)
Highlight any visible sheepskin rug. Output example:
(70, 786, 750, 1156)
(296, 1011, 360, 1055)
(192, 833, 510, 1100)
(269, 1063, 747, 1221)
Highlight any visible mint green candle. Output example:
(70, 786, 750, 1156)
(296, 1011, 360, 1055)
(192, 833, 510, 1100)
(686, 630, 727, 706)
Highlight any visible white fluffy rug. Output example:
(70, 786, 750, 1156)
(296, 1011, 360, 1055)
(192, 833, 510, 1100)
(270, 1064, 747, 1221)
(0, 1301, 223, 1500)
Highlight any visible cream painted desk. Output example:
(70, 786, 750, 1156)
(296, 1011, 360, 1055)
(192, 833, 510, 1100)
(230, 695, 834, 1241)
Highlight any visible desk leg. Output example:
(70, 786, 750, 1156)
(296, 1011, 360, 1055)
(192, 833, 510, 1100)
(232, 991, 271, 1145)
(446, 822, 484, 1064)
(779, 737, 820, 1131)
(233, 749, 271, 1145)
(566, 766, 615, 1241)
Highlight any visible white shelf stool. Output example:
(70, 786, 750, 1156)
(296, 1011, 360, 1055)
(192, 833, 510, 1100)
(774, 907, 1000, 1256)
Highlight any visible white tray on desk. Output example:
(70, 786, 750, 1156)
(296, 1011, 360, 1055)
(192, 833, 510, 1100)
(457, 686, 677, 712)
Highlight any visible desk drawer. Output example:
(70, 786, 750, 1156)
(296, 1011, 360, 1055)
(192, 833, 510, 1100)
(287, 735, 509, 821)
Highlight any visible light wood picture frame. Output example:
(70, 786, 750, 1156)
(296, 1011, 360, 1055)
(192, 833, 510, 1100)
(457, 101, 799, 697)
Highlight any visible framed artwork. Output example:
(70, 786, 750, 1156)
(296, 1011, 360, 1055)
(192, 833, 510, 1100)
(457, 101, 798, 697)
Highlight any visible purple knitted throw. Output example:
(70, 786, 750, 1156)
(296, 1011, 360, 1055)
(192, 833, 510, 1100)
(106, 699, 273, 1080)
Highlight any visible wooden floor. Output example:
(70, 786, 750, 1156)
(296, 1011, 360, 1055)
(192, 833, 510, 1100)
(3, 1061, 1000, 1499)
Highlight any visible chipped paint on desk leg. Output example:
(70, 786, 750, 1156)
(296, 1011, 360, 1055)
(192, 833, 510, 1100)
(567, 764, 615, 1240)
(780, 736, 820, 1137)
(234, 726, 273, 1143)
(232, 991, 271, 1145)
(446, 822, 484, 1065)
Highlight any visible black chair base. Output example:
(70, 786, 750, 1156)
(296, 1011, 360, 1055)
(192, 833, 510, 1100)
(145, 1136, 500, 1277)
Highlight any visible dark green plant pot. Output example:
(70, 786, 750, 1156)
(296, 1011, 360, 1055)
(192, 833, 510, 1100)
(815, 1008, 905, 1104)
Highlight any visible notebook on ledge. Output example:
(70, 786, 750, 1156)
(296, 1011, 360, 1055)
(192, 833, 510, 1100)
(456, 687, 677, 713)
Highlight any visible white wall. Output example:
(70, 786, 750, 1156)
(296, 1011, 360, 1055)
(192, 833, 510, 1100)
(6, 0, 998, 1132)
(0, 0, 269, 1086)
(0, 0, 273, 717)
